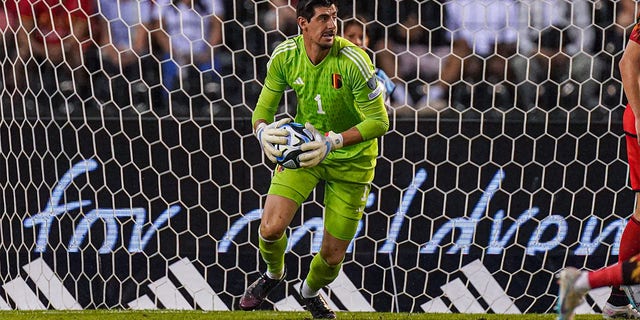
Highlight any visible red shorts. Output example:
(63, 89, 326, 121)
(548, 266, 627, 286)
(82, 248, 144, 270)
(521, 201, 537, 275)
(624, 104, 640, 190)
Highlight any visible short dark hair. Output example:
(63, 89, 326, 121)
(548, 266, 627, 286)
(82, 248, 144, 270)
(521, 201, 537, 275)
(296, 0, 338, 22)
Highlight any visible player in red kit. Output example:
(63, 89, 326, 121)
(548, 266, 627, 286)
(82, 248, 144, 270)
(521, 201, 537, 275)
(556, 17, 640, 320)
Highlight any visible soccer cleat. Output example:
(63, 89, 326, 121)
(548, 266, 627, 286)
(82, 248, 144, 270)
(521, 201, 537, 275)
(557, 267, 588, 320)
(239, 270, 286, 310)
(602, 303, 640, 319)
(301, 293, 336, 319)
(623, 285, 640, 309)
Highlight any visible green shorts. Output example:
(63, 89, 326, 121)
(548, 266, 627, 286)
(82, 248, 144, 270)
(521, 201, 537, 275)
(268, 157, 375, 241)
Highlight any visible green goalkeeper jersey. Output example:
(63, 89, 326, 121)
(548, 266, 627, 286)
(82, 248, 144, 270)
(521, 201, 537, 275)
(252, 35, 389, 162)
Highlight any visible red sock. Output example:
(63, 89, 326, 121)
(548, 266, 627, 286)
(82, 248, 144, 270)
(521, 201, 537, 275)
(618, 216, 640, 262)
(589, 263, 624, 288)
(594, 216, 640, 288)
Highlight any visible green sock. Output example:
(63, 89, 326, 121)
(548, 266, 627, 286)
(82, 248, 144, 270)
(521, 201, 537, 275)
(259, 232, 287, 277)
(305, 254, 342, 291)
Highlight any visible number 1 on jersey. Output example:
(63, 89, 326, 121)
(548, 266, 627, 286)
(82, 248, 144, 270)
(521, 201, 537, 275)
(314, 94, 325, 114)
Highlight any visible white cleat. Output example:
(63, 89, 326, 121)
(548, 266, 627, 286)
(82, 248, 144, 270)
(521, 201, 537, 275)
(557, 267, 588, 320)
(602, 303, 640, 319)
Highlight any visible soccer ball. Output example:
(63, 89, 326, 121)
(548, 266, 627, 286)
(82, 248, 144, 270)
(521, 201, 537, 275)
(275, 122, 315, 169)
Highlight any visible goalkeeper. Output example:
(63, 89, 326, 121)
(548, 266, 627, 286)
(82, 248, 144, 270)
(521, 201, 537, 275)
(239, 0, 389, 318)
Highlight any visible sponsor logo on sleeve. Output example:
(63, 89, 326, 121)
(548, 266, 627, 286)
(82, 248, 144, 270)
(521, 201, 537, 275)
(368, 84, 382, 100)
(366, 75, 382, 100)
(367, 76, 377, 90)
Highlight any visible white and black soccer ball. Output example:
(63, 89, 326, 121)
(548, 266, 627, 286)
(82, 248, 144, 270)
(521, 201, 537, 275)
(275, 122, 315, 169)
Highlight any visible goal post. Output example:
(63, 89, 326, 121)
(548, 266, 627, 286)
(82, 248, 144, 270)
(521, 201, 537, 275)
(0, 0, 635, 315)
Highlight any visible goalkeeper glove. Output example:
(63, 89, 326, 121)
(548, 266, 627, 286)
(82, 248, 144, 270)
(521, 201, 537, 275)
(299, 122, 344, 168)
(255, 118, 291, 163)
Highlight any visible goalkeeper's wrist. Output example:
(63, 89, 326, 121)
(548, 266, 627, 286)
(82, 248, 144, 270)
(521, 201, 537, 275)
(325, 131, 344, 150)
(255, 122, 267, 137)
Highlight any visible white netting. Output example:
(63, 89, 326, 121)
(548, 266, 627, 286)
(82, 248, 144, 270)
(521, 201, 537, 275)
(0, 0, 636, 315)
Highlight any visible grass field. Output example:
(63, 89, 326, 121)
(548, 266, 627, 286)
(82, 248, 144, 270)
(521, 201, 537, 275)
(0, 310, 607, 319)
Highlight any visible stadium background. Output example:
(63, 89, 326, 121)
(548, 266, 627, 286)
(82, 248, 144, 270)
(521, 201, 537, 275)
(0, 0, 635, 315)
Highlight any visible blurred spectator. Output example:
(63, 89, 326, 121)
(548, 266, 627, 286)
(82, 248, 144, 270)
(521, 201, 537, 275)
(94, 0, 155, 113)
(15, 0, 92, 116)
(517, 0, 600, 111)
(594, 0, 638, 109)
(429, 0, 521, 112)
(342, 16, 396, 110)
(0, 1, 18, 97)
(152, 0, 224, 117)
(261, 0, 297, 41)
(242, 0, 297, 117)
(373, 2, 449, 112)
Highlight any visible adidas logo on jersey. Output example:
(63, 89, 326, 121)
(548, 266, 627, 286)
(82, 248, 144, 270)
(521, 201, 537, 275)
(294, 77, 304, 85)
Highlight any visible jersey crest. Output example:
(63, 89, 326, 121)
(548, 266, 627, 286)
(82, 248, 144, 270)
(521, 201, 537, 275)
(332, 74, 342, 89)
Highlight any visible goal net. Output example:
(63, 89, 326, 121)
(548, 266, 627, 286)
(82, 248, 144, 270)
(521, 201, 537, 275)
(0, 0, 635, 315)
